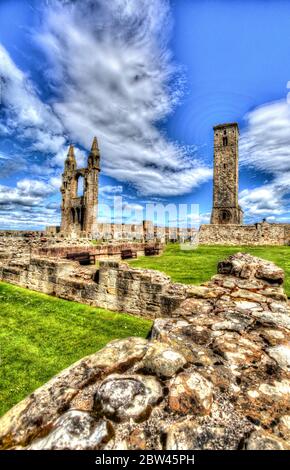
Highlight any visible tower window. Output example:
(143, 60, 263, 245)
(223, 136, 228, 146)
(77, 175, 84, 197)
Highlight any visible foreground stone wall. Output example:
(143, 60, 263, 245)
(1, 253, 289, 450)
(0, 256, 186, 318)
(199, 222, 289, 246)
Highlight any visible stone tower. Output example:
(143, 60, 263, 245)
(60, 137, 100, 238)
(210, 123, 243, 225)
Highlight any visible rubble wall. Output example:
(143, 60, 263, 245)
(199, 223, 289, 245)
(1, 253, 290, 450)
(0, 257, 187, 318)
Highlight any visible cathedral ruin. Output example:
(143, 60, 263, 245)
(59, 123, 245, 241)
(60, 137, 100, 238)
(45, 123, 290, 245)
(58, 137, 195, 242)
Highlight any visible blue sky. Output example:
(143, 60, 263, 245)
(1, 0, 290, 229)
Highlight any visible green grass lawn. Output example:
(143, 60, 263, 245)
(0, 282, 152, 417)
(129, 244, 290, 296)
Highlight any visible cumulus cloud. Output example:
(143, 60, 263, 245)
(240, 182, 287, 219)
(0, 205, 60, 230)
(0, 152, 27, 177)
(50, 145, 86, 168)
(0, 44, 65, 155)
(240, 100, 290, 174)
(0, 179, 56, 207)
(240, 98, 290, 221)
(100, 185, 123, 195)
(35, 0, 211, 196)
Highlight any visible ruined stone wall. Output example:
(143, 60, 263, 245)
(96, 261, 187, 317)
(36, 241, 157, 260)
(1, 253, 290, 450)
(0, 230, 44, 237)
(0, 236, 163, 262)
(93, 223, 195, 242)
(199, 223, 289, 246)
(283, 224, 290, 245)
(0, 257, 186, 318)
(45, 226, 60, 236)
(60, 140, 100, 238)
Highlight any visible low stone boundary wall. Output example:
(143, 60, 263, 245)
(199, 222, 289, 245)
(0, 257, 186, 318)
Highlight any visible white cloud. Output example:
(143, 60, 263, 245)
(100, 185, 123, 195)
(0, 153, 28, 177)
(240, 183, 286, 218)
(50, 145, 86, 168)
(0, 44, 65, 155)
(0, 179, 56, 207)
(240, 98, 290, 221)
(0, 205, 60, 230)
(240, 100, 290, 174)
(35, 0, 211, 196)
(49, 176, 62, 191)
(0, 152, 9, 160)
(99, 185, 124, 201)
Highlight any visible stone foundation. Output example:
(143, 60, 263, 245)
(1, 253, 290, 450)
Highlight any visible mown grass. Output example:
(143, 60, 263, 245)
(0, 282, 152, 417)
(129, 244, 290, 296)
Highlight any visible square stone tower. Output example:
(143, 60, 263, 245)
(60, 137, 100, 238)
(210, 123, 243, 225)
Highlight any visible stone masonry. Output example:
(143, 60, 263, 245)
(0, 253, 290, 450)
(0, 250, 186, 318)
(198, 220, 290, 246)
(13, 123, 290, 245)
(56, 139, 196, 242)
(211, 123, 243, 225)
(202, 123, 290, 244)
(60, 138, 100, 238)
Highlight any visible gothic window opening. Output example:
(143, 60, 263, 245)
(223, 136, 228, 146)
(77, 175, 84, 197)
